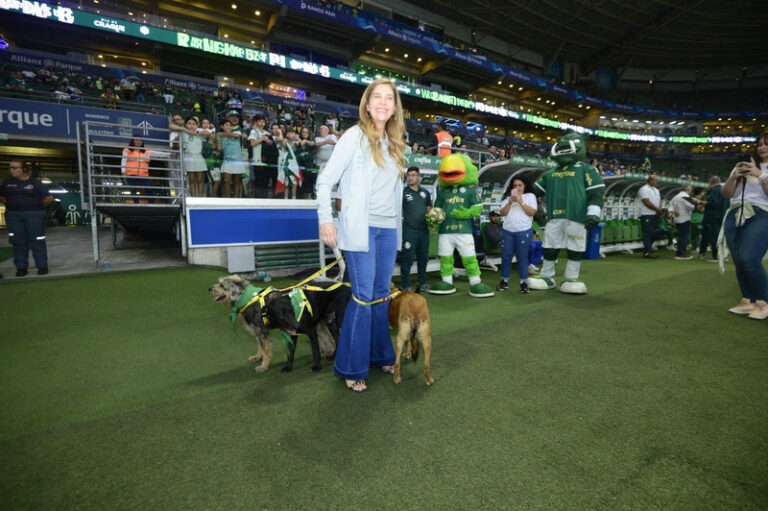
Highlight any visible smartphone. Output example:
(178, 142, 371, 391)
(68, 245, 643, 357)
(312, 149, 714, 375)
(510, 189, 518, 199)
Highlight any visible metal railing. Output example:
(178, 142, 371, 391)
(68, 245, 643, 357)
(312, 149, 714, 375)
(0, 88, 166, 115)
(78, 120, 188, 262)
(79, 121, 186, 207)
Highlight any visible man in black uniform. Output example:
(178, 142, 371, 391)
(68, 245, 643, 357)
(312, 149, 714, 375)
(400, 166, 432, 291)
(0, 160, 54, 276)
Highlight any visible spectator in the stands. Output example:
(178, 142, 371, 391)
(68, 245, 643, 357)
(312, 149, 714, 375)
(226, 91, 243, 114)
(295, 126, 317, 199)
(314, 123, 337, 174)
(162, 80, 176, 105)
(5, 71, 29, 90)
(482, 145, 498, 164)
(275, 128, 303, 200)
(216, 118, 248, 198)
(100, 86, 120, 109)
(247, 114, 269, 198)
(181, 116, 211, 197)
(120, 77, 136, 101)
(52, 82, 71, 101)
(435, 121, 452, 157)
(200, 118, 220, 197)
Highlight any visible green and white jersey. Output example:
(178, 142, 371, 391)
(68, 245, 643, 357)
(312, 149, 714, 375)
(402, 186, 432, 231)
(534, 162, 604, 223)
(434, 185, 480, 234)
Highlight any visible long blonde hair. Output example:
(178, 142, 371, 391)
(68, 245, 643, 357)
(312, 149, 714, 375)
(357, 78, 406, 175)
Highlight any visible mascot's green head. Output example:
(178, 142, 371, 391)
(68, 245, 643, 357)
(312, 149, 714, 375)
(438, 153, 478, 188)
(550, 131, 587, 166)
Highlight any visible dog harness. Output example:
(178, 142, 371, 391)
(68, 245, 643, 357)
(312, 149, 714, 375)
(230, 284, 270, 325)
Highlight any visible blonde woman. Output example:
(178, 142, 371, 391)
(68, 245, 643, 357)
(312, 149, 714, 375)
(316, 78, 406, 393)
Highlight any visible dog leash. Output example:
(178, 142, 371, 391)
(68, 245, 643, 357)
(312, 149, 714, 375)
(278, 257, 344, 292)
(351, 289, 403, 307)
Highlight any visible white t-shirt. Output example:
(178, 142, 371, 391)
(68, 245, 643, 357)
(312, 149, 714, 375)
(502, 192, 537, 232)
(247, 127, 265, 164)
(314, 134, 338, 164)
(729, 162, 768, 207)
(669, 191, 695, 223)
(637, 183, 661, 215)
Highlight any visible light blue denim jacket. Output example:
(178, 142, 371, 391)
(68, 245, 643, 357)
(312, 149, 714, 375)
(316, 125, 403, 252)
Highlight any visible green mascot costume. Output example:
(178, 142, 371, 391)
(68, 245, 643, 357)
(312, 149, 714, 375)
(529, 131, 605, 294)
(428, 153, 495, 298)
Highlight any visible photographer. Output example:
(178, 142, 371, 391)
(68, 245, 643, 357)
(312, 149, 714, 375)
(720, 132, 768, 320)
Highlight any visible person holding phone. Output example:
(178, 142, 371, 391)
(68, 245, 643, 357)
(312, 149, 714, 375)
(496, 175, 537, 293)
(720, 132, 768, 319)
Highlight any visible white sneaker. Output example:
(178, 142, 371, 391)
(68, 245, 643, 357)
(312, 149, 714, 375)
(729, 298, 755, 315)
(748, 300, 768, 320)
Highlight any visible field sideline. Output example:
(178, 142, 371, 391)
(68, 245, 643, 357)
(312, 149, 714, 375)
(0, 255, 766, 510)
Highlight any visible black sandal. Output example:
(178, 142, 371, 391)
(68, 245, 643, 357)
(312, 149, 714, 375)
(345, 379, 367, 393)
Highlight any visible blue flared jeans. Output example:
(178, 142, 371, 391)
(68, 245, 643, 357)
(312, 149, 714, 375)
(724, 207, 768, 302)
(334, 226, 397, 381)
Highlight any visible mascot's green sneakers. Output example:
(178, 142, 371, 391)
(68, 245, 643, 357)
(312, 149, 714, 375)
(428, 281, 457, 295)
(468, 282, 495, 298)
(559, 279, 588, 294)
(528, 277, 556, 290)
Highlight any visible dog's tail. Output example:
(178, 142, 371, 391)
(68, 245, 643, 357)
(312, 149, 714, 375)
(407, 321, 421, 362)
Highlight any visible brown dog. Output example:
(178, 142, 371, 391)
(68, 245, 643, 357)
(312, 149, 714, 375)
(388, 291, 434, 385)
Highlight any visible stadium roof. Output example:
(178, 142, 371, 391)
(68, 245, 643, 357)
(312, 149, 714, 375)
(405, 0, 768, 71)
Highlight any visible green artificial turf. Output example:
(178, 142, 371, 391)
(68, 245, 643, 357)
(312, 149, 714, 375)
(0, 246, 12, 263)
(1, 257, 766, 510)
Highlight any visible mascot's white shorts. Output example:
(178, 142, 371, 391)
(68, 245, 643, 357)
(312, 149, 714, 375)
(438, 233, 476, 257)
(542, 219, 586, 252)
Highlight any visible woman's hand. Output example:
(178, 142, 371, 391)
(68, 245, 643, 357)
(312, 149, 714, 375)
(739, 160, 760, 179)
(319, 222, 338, 248)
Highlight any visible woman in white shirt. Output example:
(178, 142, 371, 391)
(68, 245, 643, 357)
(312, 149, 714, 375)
(316, 78, 406, 393)
(720, 131, 768, 320)
(496, 174, 538, 293)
